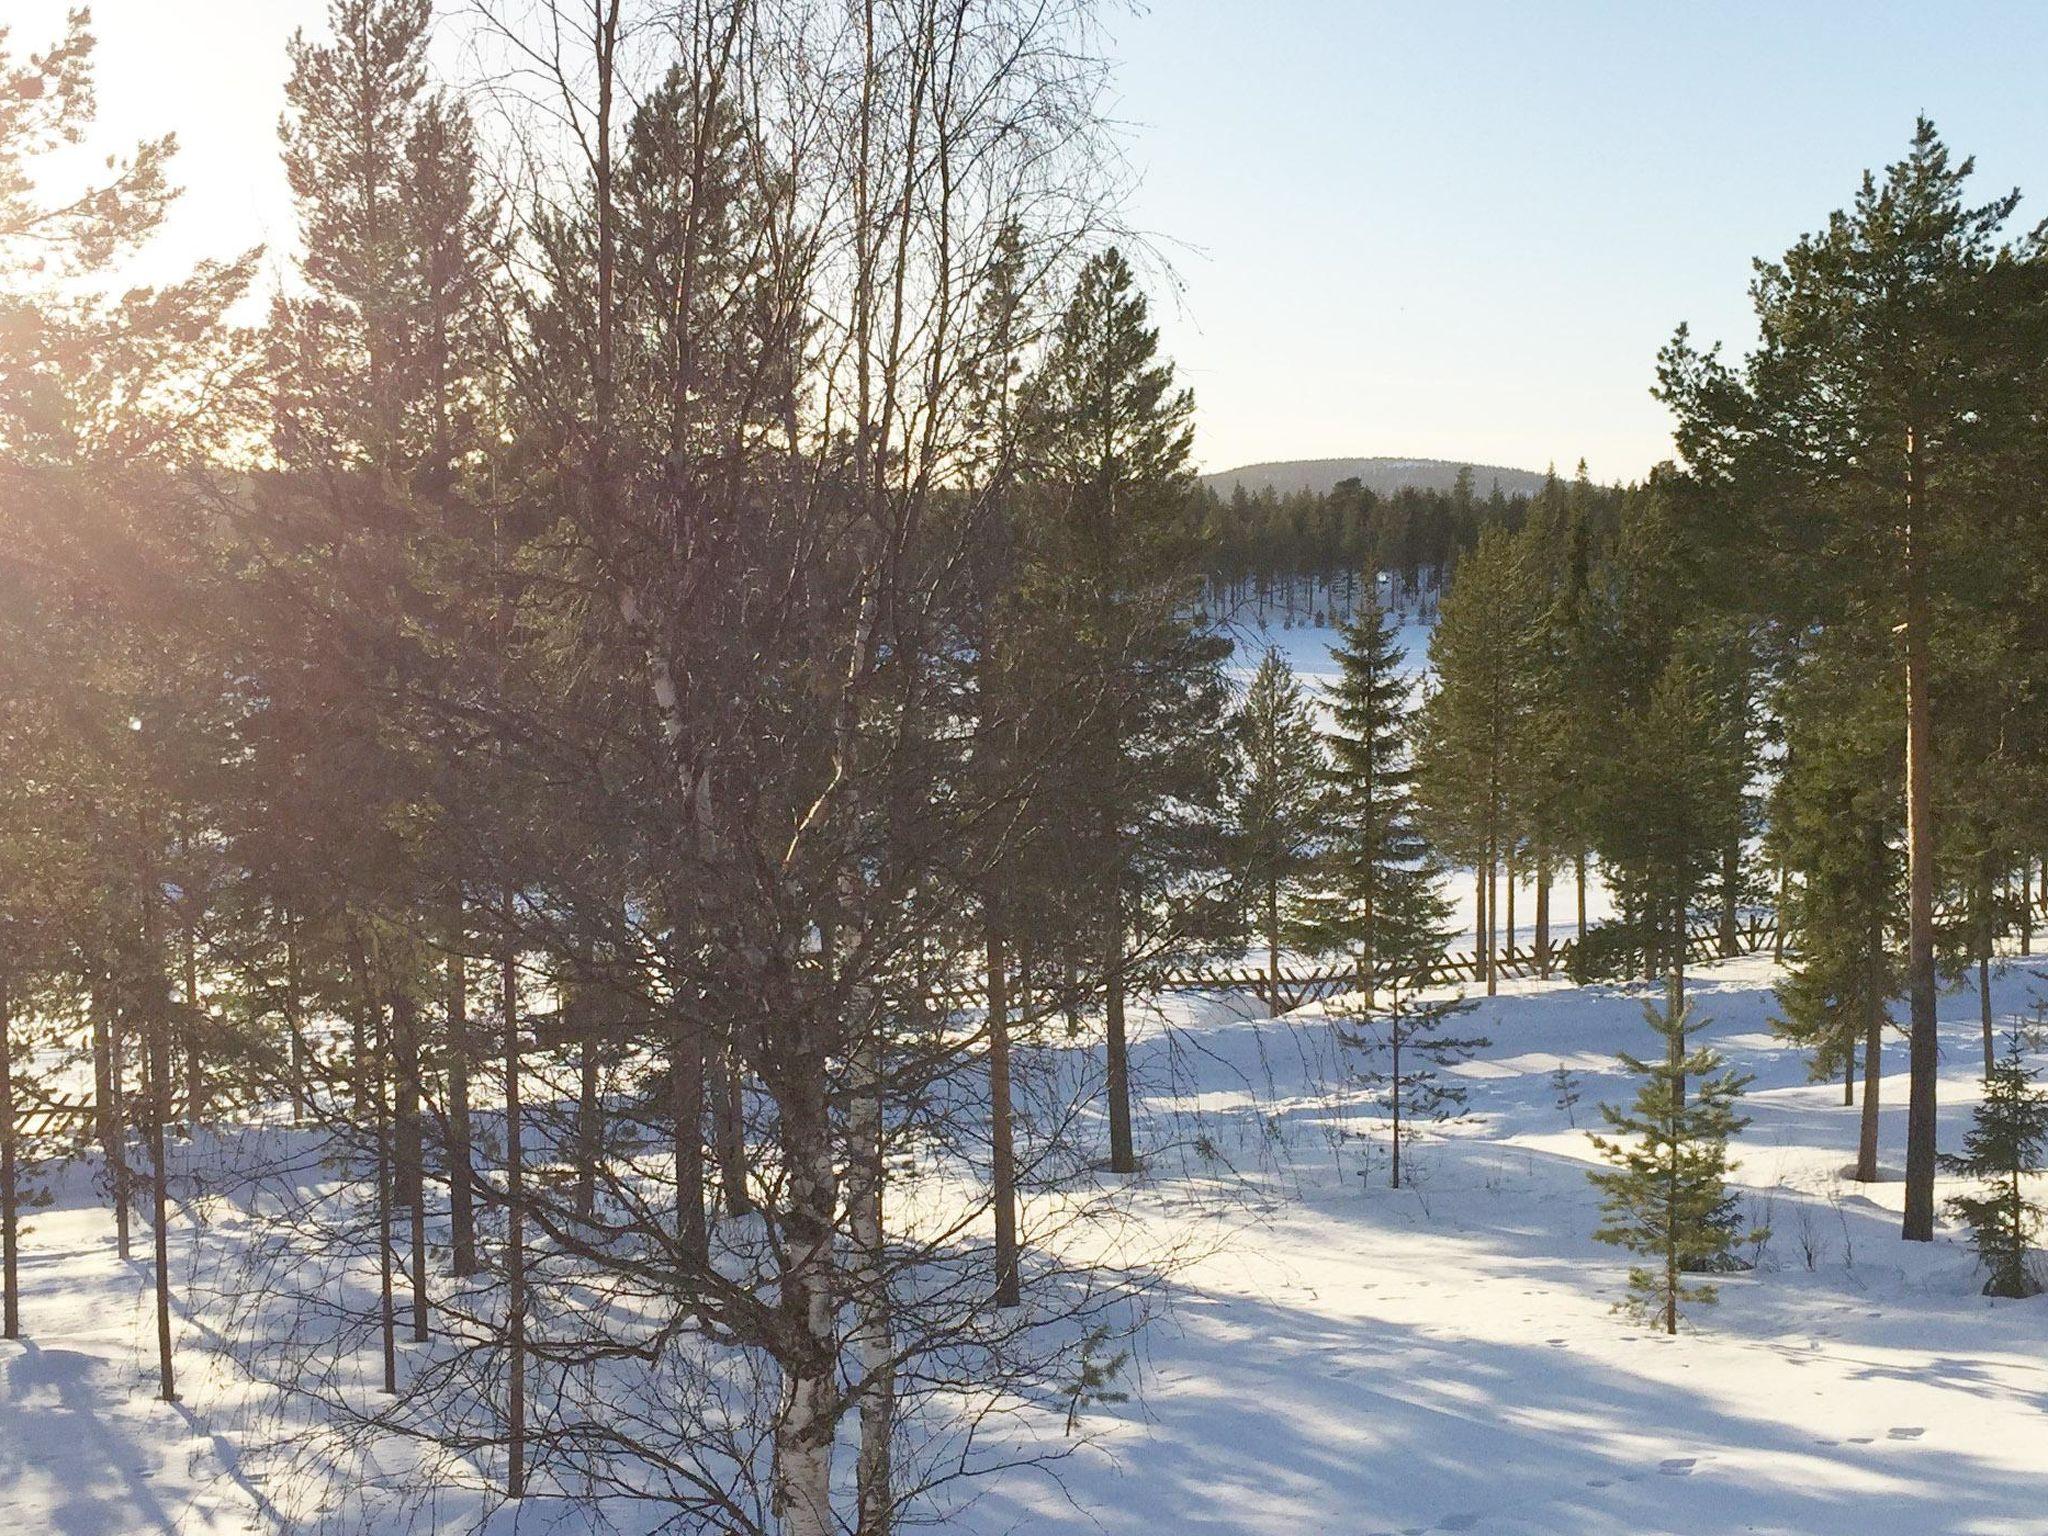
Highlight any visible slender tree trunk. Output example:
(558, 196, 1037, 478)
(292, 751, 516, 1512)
(1266, 878, 1281, 1018)
(109, 1003, 130, 1261)
(398, 991, 428, 1344)
(1504, 851, 1516, 967)
(2021, 857, 2033, 956)
(772, 1065, 838, 1536)
(374, 1004, 396, 1395)
(285, 928, 308, 1126)
(394, 993, 424, 1216)
(1843, 1041, 1855, 1106)
(147, 976, 176, 1402)
(672, 967, 707, 1265)
(0, 974, 17, 1340)
(446, 937, 477, 1277)
(1774, 863, 1788, 962)
(576, 1038, 601, 1221)
(1389, 1013, 1403, 1191)
(1978, 860, 1995, 1079)
(1668, 899, 1687, 1106)
(181, 919, 204, 1130)
(1719, 842, 1740, 958)
(714, 1026, 751, 1217)
(987, 924, 1019, 1308)
(1535, 848, 1552, 978)
(501, 937, 526, 1498)
(1575, 848, 1588, 951)
(1105, 953, 1135, 1175)
(849, 989, 892, 1536)
(1901, 428, 1937, 1243)
(1854, 912, 1883, 1183)
(1484, 843, 1498, 998)
(1472, 864, 1485, 983)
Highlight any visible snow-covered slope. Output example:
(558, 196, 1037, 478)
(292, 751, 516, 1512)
(8, 954, 2047, 1535)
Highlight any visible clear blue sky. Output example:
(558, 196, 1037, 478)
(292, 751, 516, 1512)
(1101, 1, 2048, 479)
(38, 0, 2048, 483)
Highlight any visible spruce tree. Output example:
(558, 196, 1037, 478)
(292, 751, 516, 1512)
(1943, 1027, 2048, 1299)
(1299, 584, 1448, 1004)
(1589, 998, 1756, 1334)
(1226, 651, 1328, 1014)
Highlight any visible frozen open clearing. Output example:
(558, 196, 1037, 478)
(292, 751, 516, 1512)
(9, 953, 2045, 1536)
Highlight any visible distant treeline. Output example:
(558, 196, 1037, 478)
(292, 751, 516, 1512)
(1195, 463, 1627, 624)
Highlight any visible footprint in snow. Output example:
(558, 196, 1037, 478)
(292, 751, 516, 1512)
(1546, 1338, 1568, 1347)
(1888, 1426, 1925, 1440)
(1846, 1436, 1874, 1444)
(1584, 1478, 1611, 1489)
(1435, 1517, 1479, 1532)
(1658, 1458, 1696, 1476)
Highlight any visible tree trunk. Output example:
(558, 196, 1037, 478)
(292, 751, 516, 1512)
(1535, 849, 1552, 978)
(285, 928, 308, 1126)
(2022, 857, 2034, 956)
(771, 1067, 838, 1536)
(1504, 851, 1516, 968)
(1978, 860, 1995, 1079)
(108, 1001, 130, 1261)
(0, 974, 17, 1340)
(848, 993, 892, 1536)
(374, 1003, 396, 1395)
(1901, 429, 1937, 1243)
(1389, 1012, 1403, 1191)
(1575, 847, 1589, 958)
(1266, 878, 1281, 1019)
(1719, 842, 1740, 958)
(576, 1038, 601, 1222)
(987, 924, 1020, 1308)
(181, 919, 205, 1130)
(714, 1027, 751, 1217)
(394, 993, 424, 1216)
(148, 1013, 176, 1401)
(501, 938, 526, 1498)
(1484, 844, 1498, 998)
(1843, 1040, 1855, 1106)
(672, 997, 707, 1267)
(445, 938, 477, 1277)
(1105, 951, 1135, 1175)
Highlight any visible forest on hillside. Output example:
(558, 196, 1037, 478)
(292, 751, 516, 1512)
(4, 3, 2048, 1533)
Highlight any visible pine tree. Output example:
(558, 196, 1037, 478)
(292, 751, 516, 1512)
(1769, 628, 1902, 1183)
(1943, 1026, 2048, 1299)
(1226, 650, 1328, 1014)
(1021, 247, 1233, 1174)
(1414, 526, 1526, 995)
(1589, 998, 1756, 1334)
(1298, 583, 1448, 1004)
(1659, 120, 2033, 1242)
(1343, 990, 1485, 1191)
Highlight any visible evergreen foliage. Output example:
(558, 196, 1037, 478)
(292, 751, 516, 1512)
(1943, 1026, 2048, 1298)
(1589, 999, 1757, 1334)
(1296, 585, 1447, 998)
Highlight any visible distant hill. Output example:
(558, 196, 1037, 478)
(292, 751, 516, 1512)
(1199, 457, 1551, 500)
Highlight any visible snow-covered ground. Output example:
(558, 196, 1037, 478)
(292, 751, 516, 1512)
(8, 954, 2047, 1535)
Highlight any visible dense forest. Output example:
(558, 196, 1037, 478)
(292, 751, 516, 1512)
(1192, 464, 1625, 623)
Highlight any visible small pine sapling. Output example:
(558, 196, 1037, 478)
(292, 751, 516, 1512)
(1550, 1063, 1583, 1127)
(1342, 986, 1486, 1190)
(1588, 998, 1759, 1334)
(1942, 1024, 2048, 1299)
(1062, 1326, 1131, 1434)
